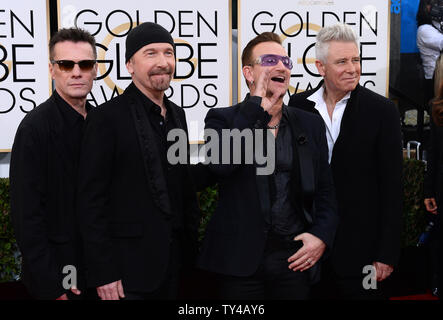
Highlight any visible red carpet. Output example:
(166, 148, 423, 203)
(390, 290, 439, 300)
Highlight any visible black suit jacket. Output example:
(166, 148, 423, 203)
(76, 83, 199, 292)
(197, 96, 338, 280)
(289, 83, 403, 277)
(10, 94, 87, 299)
(424, 118, 443, 208)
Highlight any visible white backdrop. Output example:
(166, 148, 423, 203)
(59, 0, 232, 142)
(0, 0, 51, 151)
(0, 1, 393, 175)
(238, 0, 390, 102)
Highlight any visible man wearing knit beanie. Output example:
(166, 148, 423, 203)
(77, 22, 200, 300)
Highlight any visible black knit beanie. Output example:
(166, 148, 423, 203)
(125, 22, 174, 62)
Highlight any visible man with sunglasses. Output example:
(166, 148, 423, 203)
(196, 32, 338, 299)
(10, 28, 97, 299)
(76, 22, 200, 300)
(289, 24, 402, 299)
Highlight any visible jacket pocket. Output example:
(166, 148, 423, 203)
(109, 222, 143, 238)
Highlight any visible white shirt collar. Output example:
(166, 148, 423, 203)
(306, 84, 351, 164)
(307, 85, 351, 106)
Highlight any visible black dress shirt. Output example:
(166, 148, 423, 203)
(136, 89, 185, 233)
(54, 90, 92, 173)
(268, 106, 305, 238)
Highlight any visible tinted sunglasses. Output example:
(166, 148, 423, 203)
(51, 60, 96, 72)
(251, 54, 293, 70)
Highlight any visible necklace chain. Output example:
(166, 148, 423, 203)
(267, 122, 280, 129)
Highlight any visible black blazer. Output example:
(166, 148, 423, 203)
(197, 96, 338, 279)
(289, 83, 403, 277)
(424, 119, 443, 208)
(76, 83, 200, 292)
(10, 94, 86, 299)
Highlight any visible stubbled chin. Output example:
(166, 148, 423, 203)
(152, 80, 171, 91)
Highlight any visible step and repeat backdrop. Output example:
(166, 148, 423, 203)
(238, 0, 390, 101)
(58, 0, 232, 143)
(0, 0, 389, 150)
(0, 0, 51, 151)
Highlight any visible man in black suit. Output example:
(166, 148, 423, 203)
(10, 28, 98, 299)
(288, 23, 403, 299)
(197, 32, 338, 299)
(424, 100, 443, 297)
(76, 22, 200, 300)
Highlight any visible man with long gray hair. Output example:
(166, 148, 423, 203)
(289, 23, 403, 299)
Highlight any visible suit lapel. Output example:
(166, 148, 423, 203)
(294, 98, 317, 114)
(48, 95, 74, 177)
(252, 102, 271, 223)
(286, 107, 314, 224)
(292, 82, 361, 168)
(331, 85, 361, 164)
(291, 80, 323, 115)
(287, 107, 315, 194)
(126, 86, 173, 220)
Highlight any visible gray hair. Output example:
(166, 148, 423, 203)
(315, 23, 359, 63)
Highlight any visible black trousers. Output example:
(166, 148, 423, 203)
(218, 236, 310, 300)
(123, 237, 181, 300)
(429, 216, 441, 290)
(312, 262, 387, 300)
(439, 213, 443, 299)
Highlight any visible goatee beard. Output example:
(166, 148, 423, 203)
(152, 76, 172, 91)
(150, 67, 173, 91)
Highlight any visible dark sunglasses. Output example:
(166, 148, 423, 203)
(51, 60, 96, 72)
(251, 54, 293, 70)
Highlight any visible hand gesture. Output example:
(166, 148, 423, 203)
(287, 233, 326, 272)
